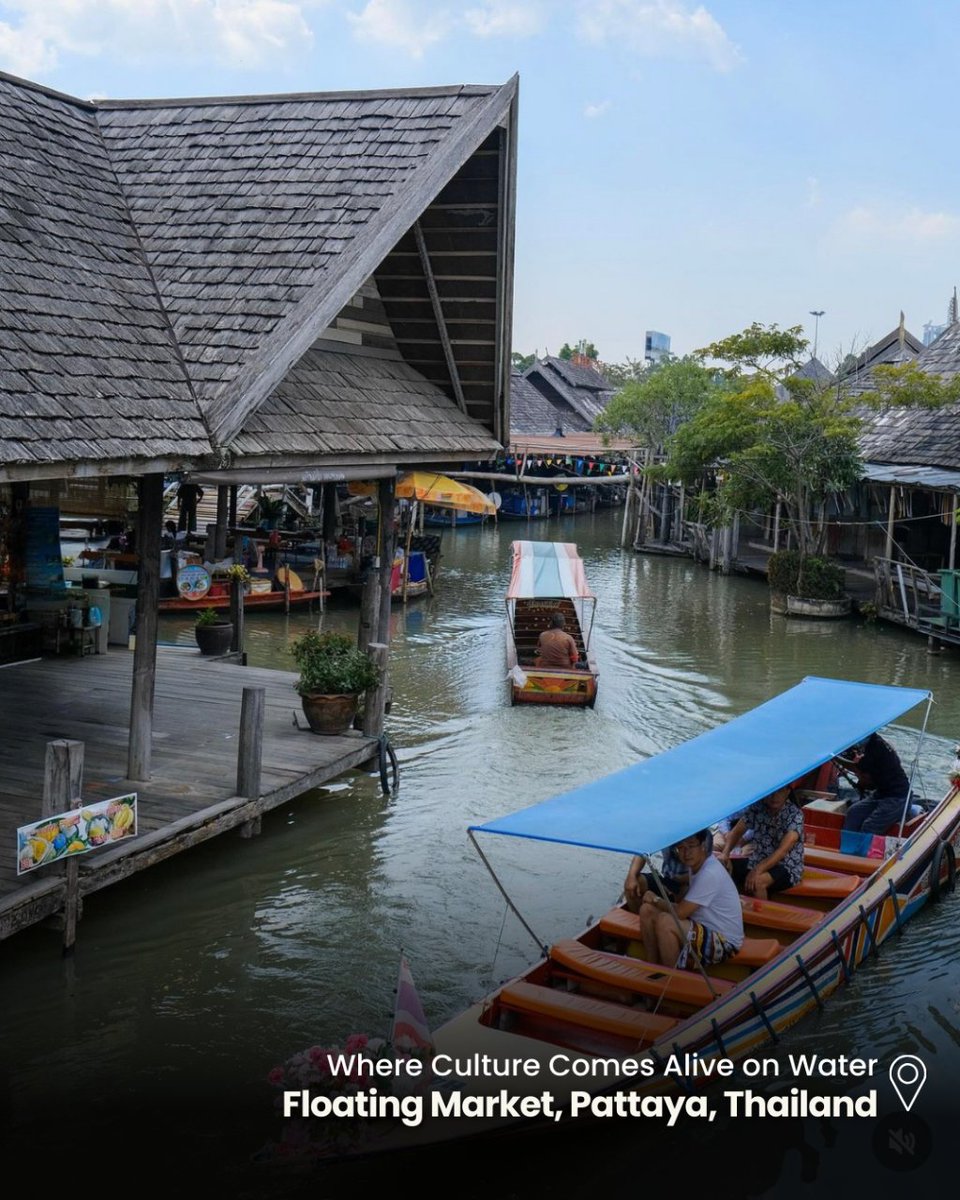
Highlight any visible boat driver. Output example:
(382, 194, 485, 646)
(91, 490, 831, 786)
(837, 733, 911, 835)
(535, 611, 579, 669)
(638, 830, 744, 969)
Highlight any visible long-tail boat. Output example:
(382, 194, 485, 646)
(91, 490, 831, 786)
(505, 541, 598, 707)
(426, 678, 956, 1131)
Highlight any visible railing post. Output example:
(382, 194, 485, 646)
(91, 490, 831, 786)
(43, 739, 84, 955)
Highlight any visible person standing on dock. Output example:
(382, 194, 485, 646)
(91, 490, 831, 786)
(535, 611, 578, 669)
(177, 482, 204, 533)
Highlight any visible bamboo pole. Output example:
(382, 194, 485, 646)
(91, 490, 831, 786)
(885, 485, 896, 561)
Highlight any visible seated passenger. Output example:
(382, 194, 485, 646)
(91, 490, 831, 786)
(719, 786, 804, 899)
(638, 830, 744, 968)
(535, 611, 578, 669)
(837, 733, 910, 835)
(622, 833, 714, 912)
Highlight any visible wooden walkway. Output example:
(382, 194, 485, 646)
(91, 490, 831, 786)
(0, 648, 378, 940)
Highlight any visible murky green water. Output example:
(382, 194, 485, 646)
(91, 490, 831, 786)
(2, 511, 959, 1192)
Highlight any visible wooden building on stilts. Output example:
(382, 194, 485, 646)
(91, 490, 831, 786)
(0, 69, 517, 941)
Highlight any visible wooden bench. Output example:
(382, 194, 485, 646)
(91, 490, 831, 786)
(803, 846, 880, 877)
(739, 896, 820, 933)
(550, 939, 734, 1007)
(499, 980, 678, 1043)
(784, 867, 860, 900)
(597, 908, 779, 968)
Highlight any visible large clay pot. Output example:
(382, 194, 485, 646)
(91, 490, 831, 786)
(300, 692, 358, 735)
(195, 621, 233, 655)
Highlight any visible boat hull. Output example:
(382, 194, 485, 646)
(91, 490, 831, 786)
(158, 590, 324, 613)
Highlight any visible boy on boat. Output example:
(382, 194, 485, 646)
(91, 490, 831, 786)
(638, 830, 744, 968)
(719, 786, 804, 900)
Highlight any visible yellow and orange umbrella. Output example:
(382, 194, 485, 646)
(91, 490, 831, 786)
(396, 471, 496, 515)
(347, 472, 497, 515)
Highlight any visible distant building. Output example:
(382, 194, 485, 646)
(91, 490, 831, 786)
(923, 321, 947, 346)
(644, 331, 671, 365)
(510, 356, 616, 436)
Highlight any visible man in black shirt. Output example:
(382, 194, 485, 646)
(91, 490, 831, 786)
(840, 733, 910, 834)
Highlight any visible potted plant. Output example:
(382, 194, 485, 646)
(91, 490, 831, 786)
(291, 630, 380, 734)
(767, 549, 851, 618)
(195, 606, 234, 655)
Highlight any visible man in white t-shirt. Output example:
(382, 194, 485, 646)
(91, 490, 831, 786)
(638, 830, 744, 969)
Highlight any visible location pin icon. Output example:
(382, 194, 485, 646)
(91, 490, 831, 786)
(889, 1054, 927, 1112)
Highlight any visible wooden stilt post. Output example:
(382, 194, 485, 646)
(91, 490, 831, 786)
(372, 478, 396, 735)
(127, 473, 162, 782)
(43, 739, 84, 954)
(358, 561, 381, 654)
(773, 501, 781, 551)
(885, 485, 896, 561)
(362, 643, 390, 737)
(215, 485, 229, 561)
(620, 465, 635, 548)
(230, 577, 245, 657)
(237, 687, 265, 835)
(228, 484, 238, 530)
(950, 495, 958, 571)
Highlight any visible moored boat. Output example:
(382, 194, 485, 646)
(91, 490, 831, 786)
(159, 589, 325, 613)
(505, 541, 599, 707)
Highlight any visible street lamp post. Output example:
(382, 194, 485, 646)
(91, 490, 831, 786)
(809, 310, 825, 362)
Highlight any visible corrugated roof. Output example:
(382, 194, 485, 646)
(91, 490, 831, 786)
(862, 461, 960, 492)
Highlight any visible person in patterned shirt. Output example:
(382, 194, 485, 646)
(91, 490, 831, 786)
(719, 786, 804, 900)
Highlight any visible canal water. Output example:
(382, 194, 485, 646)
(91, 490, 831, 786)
(2, 510, 959, 1193)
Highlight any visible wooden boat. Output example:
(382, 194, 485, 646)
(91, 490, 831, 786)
(158, 589, 324, 613)
(430, 678, 957, 1131)
(505, 541, 598, 707)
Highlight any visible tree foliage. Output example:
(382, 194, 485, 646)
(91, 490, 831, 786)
(511, 350, 536, 371)
(863, 360, 960, 409)
(559, 340, 598, 361)
(596, 356, 721, 449)
(667, 325, 860, 557)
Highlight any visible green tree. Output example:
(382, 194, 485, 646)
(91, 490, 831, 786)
(511, 350, 536, 371)
(666, 324, 862, 559)
(865, 360, 960, 408)
(559, 340, 598, 361)
(596, 356, 720, 448)
(602, 356, 650, 389)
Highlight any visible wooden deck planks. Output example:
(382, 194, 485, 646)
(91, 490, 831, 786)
(0, 648, 378, 938)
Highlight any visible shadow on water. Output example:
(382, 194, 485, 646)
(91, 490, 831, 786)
(3, 511, 960, 1192)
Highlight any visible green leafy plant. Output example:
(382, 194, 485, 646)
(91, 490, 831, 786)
(290, 630, 380, 696)
(225, 563, 251, 583)
(767, 549, 845, 600)
(859, 600, 879, 623)
(195, 606, 223, 627)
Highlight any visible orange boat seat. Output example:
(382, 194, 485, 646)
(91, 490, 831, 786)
(803, 846, 880, 877)
(550, 939, 733, 1008)
(739, 896, 820, 933)
(597, 907, 779, 967)
(498, 981, 678, 1043)
(784, 867, 859, 899)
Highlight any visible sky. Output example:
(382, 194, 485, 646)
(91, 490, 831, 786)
(1, 0, 958, 368)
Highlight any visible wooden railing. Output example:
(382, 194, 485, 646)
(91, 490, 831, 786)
(873, 556, 942, 626)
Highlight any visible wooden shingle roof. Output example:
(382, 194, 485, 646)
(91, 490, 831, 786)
(523, 356, 614, 427)
(510, 368, 591, 434)
(0, 73, 517, 482)
(0, 75, 209, 476)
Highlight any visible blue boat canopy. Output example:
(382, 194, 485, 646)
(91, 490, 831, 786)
(472, 677, 931, 857)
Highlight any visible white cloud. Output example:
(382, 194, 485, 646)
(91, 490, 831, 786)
(584, 98, 610, 118)
(576, 0, 742, 72)
(0, 1, 316, 77)
(463, 1, 544, 37)
(347, 0, 451, 58)
(837, 205, 960, 243)
(805, 175, 821, 207)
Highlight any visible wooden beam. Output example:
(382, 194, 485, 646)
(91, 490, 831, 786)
(237, 687, 265, 800)
(127, 473, 163, 781)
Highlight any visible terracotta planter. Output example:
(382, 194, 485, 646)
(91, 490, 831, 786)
(300, 692, 359, 735)
(195, 621, 233, 655)
(785, 595, 852, 619)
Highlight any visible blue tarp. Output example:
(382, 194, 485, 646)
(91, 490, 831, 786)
(471, 677, 930, 856)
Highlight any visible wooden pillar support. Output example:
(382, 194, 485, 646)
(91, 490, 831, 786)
(230, 537, 245, 656)
(215, 485, 230, 560)
(362, 642, 390, 737)
(358, 562, 381, 655)
(885, 485, 896, 561)
(237, 686, 265, 800)
(127, 474, 163, 782)
(43, 739, 84, 954)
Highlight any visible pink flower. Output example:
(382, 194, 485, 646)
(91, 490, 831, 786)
(267, 1067, 284, 1086)
(344, 1033, 368, 1053)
